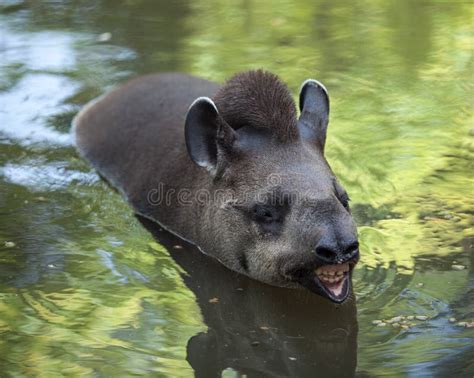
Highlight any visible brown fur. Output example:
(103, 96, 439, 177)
(214, 70, 298, 142)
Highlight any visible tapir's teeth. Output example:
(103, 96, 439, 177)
(319, 274, 344, 283)
(316, 272, 347, 278)
(314, 262, 351, 279)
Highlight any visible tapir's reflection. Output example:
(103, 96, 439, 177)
(139, 217, 358, 378)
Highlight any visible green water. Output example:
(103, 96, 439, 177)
(0, 0, 473, 376)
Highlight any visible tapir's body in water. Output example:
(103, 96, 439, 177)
(73, 70, 359, 303)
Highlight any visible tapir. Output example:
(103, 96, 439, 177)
(73, 70, 359, 303)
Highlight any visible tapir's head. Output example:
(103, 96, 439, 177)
(184, 70, 359, 303)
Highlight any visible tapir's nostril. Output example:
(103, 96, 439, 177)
(314, 245, 336, 262)
(315, 239, 359, 263)
(344, 241, 359, 256)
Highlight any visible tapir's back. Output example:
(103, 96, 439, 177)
(73, 73, 218, 209)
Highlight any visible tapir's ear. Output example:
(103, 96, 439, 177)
(185, 97, 237, 174)
(298, 79, 330, 151)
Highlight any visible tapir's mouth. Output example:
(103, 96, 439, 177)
(314, 262, 353, 303)
(291, 258, 358, 304)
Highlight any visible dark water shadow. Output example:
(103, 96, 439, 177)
(138, 216, 358, 378)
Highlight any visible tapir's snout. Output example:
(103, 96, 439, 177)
(287, 215, 359, 304)
(314, 232, 359, 265)
(308, 226, 359, 303)
(303, 215, 359, 303)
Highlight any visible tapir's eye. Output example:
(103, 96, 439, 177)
(252, 205, 278, 223)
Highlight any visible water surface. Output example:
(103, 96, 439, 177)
(0, 0, 473, 376)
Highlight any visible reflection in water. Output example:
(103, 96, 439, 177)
(140, 217, 358, 377)
(0, 0, 473, 376)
